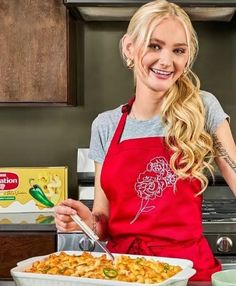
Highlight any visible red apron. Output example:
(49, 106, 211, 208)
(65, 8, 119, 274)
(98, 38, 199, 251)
(100, 98, 221, 281)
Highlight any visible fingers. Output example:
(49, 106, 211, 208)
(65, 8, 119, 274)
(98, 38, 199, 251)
(54, 199, 79, 232)
(54, 213, 79, 232)
(54, 216, 79, 232)
(54, 199, 91, 232)
(55, 199, 78, 215)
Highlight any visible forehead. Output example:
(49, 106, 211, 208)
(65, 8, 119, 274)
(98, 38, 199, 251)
(150, 16, 188, 44)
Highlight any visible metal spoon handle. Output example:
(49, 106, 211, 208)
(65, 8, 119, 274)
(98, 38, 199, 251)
(71, 214, 98, 240)
(71, 214, 114, 261)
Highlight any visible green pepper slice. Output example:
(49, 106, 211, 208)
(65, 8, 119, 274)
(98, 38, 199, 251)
(29, 184, 54, 208)
(103, 268, 118, 278)
(163, 263, 170, 273)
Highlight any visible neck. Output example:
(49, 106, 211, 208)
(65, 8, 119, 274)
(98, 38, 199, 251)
(131, 82, 166, 120)
(131, 94, 163, 120)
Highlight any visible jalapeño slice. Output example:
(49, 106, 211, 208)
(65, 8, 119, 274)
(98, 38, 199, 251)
(103, 268, 118, 278)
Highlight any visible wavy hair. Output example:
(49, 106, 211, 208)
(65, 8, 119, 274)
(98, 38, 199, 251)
(121, 0, 215, 193)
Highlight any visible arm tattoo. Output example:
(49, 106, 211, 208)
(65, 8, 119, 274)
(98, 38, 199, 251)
(212, 133, 236, 173)
(92, 212, 109, 240)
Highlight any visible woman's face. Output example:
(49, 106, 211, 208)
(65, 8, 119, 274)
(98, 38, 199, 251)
(134, 16, 189, 96)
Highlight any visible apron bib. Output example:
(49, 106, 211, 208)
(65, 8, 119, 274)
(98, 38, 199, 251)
(100, 98, 221, 281)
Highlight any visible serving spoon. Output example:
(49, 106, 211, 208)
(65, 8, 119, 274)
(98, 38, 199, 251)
(71, 214, 115, 261)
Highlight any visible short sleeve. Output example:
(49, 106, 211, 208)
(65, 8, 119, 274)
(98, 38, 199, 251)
(88, 107, 122, 164)
(201, 90, 230, 134)
(88, 116, 107, 164)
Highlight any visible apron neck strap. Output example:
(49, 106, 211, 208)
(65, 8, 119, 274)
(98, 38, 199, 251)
(121, 96, 135, 114)
(110, 96, 135, 146)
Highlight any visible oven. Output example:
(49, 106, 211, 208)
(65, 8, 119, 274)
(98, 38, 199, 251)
(202, 183, 236, 270)
(57, 149, 236, 270)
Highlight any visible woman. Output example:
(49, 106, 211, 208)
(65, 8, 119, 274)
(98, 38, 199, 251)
(55, 0, 236, 281)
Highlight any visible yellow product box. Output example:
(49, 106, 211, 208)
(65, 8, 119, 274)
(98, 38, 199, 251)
(0, 167, 68, 213)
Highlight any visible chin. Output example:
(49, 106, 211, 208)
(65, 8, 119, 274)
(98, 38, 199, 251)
(152, 85, 171, 94)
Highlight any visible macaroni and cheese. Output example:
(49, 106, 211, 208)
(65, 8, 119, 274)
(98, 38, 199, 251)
(25, 252, 182, 284)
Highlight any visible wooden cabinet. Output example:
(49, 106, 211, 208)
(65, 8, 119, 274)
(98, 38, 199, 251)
(0, 231, 57, 279)
(0, 0, 77, 105)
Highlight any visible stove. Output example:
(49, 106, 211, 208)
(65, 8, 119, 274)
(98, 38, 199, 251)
(201, 184, 236, 269)
(203, 199, 236, 222)
(57, 149, 236, 270)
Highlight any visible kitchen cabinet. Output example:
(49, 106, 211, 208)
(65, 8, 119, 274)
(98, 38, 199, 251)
(0, 0, 77, 105)
(0, 213, 57, 280)
(0, 231, 57, 279)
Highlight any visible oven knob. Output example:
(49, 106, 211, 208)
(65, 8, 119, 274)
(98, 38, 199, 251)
(79, 236, 95, 251)
(216, 236, 233, 253)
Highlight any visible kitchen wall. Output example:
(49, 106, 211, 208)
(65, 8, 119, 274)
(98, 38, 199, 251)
(0, 19, 235, 198)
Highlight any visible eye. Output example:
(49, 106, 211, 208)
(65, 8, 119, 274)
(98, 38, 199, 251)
(174, 48, 186, 55)
(148, 43, 161, 51)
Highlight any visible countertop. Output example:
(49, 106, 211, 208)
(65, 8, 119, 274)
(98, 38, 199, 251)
(0, 212, 56, 231)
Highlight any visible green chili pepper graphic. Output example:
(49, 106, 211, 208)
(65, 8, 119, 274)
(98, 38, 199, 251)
(36, 215, 54, 224)
(29, 184, 54, 208)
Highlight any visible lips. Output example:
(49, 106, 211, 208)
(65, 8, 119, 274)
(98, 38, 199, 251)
(150, 68, 173, 78)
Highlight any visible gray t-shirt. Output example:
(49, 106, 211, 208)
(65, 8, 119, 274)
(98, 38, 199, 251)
(89, 91, 229, 164)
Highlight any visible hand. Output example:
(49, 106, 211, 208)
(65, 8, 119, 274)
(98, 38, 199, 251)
(54, 198, 91, 232)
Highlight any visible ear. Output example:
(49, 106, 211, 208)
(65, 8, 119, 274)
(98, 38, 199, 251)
(122, 34, 134, 60)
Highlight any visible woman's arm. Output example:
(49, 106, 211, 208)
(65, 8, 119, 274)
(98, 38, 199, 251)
(213, 119, 236, 195)
(92, 162, 109, 240)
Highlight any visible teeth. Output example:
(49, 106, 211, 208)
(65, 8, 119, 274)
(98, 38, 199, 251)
(151, 68, 172, 75)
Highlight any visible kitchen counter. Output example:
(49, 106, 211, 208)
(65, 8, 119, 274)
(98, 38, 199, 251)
(0, 212, 56, 231)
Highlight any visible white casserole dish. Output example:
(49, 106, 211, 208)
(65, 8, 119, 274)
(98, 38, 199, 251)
(11, 251, 196, 286)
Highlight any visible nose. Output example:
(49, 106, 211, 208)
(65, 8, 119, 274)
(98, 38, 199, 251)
(158, 50, 172, 68)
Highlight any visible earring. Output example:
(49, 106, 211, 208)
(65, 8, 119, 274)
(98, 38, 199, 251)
(183, 67, 189, 74)
(126, 58, 134, 70)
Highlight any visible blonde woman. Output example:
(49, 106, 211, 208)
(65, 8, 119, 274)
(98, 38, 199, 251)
(55, 0, 236, 281)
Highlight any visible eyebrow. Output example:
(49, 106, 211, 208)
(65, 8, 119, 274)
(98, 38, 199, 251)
(150, 38, 188, 47)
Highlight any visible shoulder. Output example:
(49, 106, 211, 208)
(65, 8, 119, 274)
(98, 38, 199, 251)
(200, 90, 225, 114)
(92, 105, 122, 129)
(200, 90, 220, 107)
(89, 105, 123, 163)
(91, 105, 123, 139)
(200, 90, 229, 134)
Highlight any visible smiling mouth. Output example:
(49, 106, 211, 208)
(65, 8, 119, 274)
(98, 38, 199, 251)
(150, 68, 173, 77)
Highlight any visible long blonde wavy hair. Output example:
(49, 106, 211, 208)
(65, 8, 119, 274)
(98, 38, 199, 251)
(121, 0, 215, 193)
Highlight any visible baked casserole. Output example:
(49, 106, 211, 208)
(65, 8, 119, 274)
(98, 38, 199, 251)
(25, 251, 182, 284)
